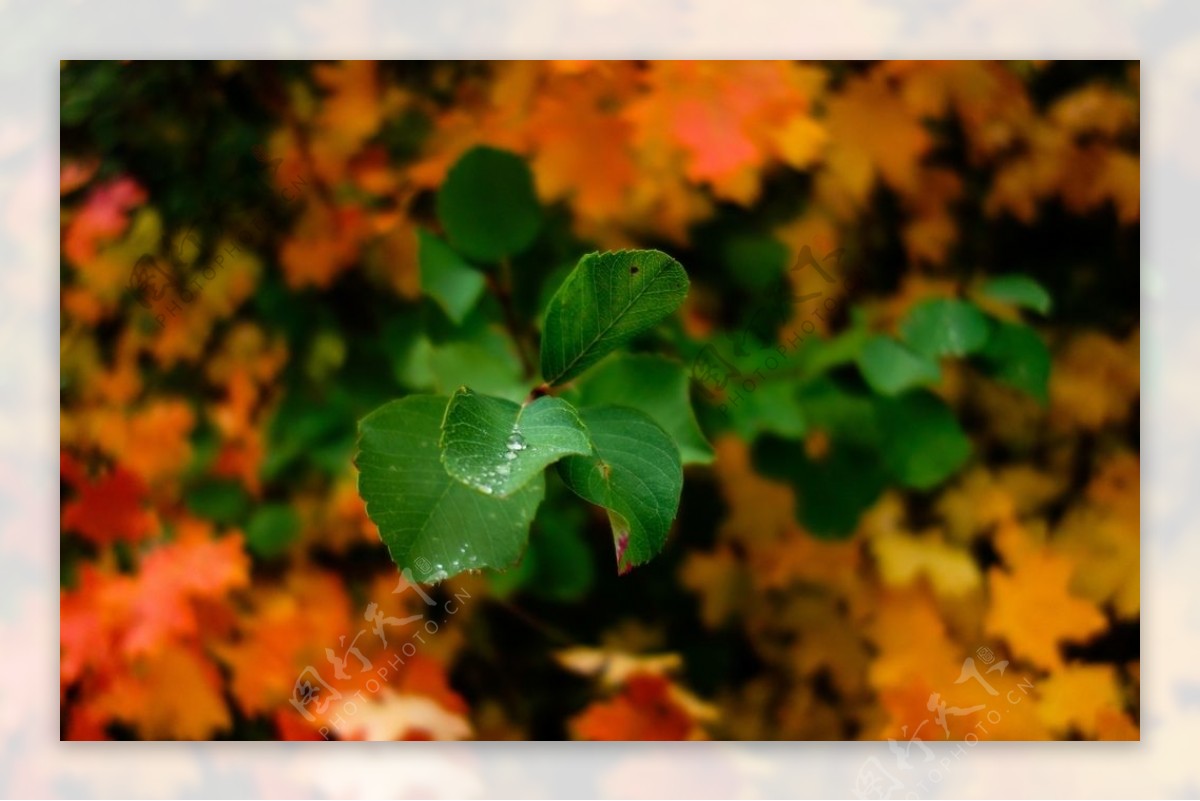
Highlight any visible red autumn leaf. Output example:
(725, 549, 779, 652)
(61, 463, 159, 546)
(63, 176, 146, 267)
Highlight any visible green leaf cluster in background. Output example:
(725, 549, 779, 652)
(713, 274, 1055, 540)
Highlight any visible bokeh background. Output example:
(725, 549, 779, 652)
(57, 59, 1140, 746)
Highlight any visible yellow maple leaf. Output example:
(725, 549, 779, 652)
(1036, 662, 1131, 739)
(1055, 452, 1140, 618)
(678, 547, 749, 628)
(871, 527, 982, 599)
(1050, 330, 1140, 431)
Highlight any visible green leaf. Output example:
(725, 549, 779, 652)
(900, 298, 990, 358)
(557, 406, 683, 573)
(418, 229, 486, 324)
(440, 388, 592, 497)
(435, 146, 541, 262)
(526, 504, 595, 601)
(245, 504, 300, 558)
(490, 502, 595, 602)
(878, 391, 972, 490)
(726, 379, 808, 440)
(979, 274, 1052, 314)
(184, 479, 250, 525)
(722, 233, 789, 293)
(857, 335, 942, 396)
(796, 377, 882, 448)
(540, 250, 689, 386)
(573, 354, 714, 465)
(356, 395, 544, 583)
(425, 333, 527, 404)
(978, 320, 1051, 403)
(752, 436, 887, 539)
(795, 325, 871, 378)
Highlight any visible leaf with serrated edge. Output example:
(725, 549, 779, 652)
(440, 388, 592, 497)
(356, 395, 544, 583)
(541, 250, 689, 386)
(573, 354, 713, 465)
(557, 406, 683, 574)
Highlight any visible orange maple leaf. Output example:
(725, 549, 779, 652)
(984, 524, 1108, 671)
(216, 569, 353, 718)
(628, 61, 820, 203)
(571, 673, 697, 741)
(88, 399, 195, 488)
(526, 64, 639, 225)
(279, 201, 368, 289)
(820, 70, 931, 214)
(86, 646, 232, 740)
(121, 526, 251, 657)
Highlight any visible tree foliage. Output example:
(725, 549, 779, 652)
(59, 60, 1139, 742)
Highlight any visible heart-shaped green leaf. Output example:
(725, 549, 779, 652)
(979, 274, 1052, 315)
(878, 391, 972, 490)
(557, 406, 683, 574)
(440, 388, 591, 497)
(857, 334, 942, 396)
(418, 228, 486, 324)
(752, 435, 887, 539)
(540, 250, 689, 386)
(356, 395, 544, 583)
(245, 504, 300, 558)
(436, 146, 541, 262)
(572, 354, 714, 465)
(900, 298, 990, 359)
(978, 320, 1051, 402)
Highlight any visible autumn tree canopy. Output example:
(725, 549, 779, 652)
(60, 60, 1139, 743)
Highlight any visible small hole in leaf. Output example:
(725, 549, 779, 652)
(630, 265, 640, 275)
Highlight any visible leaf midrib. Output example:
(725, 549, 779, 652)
(547, 263, 675, 385)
